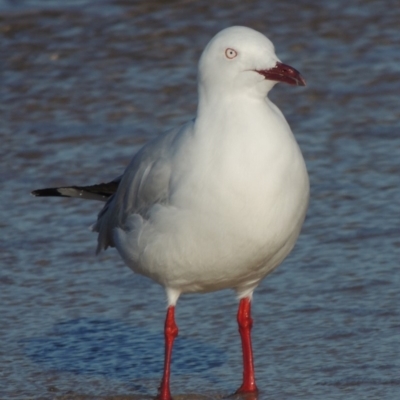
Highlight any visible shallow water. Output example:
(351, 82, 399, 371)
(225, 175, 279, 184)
(1, 0, 400, 399)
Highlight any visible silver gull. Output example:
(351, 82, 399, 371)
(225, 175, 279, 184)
(33, 26, 309, 399)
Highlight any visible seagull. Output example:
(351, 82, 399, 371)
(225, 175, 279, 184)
(32, 26, 309, 400)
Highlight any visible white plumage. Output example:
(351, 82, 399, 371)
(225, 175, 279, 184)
(33, 26, 309, 399)
(93, 26, 309, 305)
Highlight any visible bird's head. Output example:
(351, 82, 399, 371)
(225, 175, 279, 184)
(198, 26, 305, 100)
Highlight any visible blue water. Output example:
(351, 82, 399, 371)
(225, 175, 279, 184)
(1, 0, 399, 398)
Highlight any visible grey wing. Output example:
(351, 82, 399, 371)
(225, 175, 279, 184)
(93, 122, 191, 253)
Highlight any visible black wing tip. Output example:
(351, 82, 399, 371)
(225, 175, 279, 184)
(31, 188, 64, 197)
(31, 181, 119, 200)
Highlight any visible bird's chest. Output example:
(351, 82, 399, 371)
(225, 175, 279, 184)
(200, 127, 299, 208)
(192, 129, 307, 248)
(173, 105, 308, 241)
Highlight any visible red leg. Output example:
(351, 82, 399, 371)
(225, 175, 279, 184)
(157, 306, 178, 400)
(236, 297, 258, 393)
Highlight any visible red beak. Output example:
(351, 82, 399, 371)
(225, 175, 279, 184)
(256, 62, 306, 86)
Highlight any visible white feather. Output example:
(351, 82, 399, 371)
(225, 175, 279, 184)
(94, 26, 309, 301)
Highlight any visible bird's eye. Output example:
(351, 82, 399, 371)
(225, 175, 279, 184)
(225, 48, 238, 59)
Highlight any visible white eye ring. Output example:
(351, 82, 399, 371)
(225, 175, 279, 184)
(225, 48, 238, 59)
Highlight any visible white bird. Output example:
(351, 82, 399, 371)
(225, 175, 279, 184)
(33, 26, 309, 400)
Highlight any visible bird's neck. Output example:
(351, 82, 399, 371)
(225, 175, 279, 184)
(197, 84, 270, 116)
(195, 87, 286, 141)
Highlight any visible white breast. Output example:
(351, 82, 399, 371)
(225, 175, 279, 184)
(113, 96, 309, 296)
